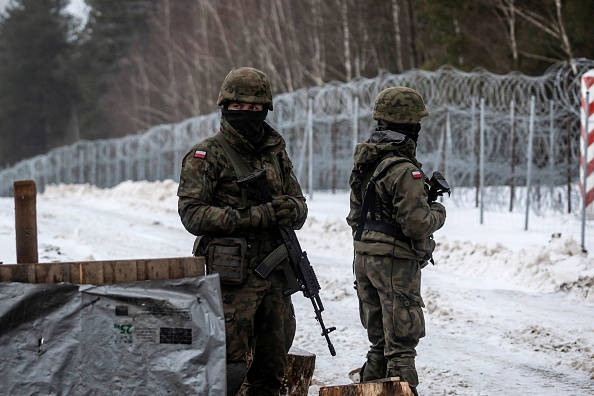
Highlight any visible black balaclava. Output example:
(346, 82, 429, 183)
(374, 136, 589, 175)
(222, 107, 269, 145)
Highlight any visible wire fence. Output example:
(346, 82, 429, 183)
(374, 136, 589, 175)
(2, 59, 594, 242)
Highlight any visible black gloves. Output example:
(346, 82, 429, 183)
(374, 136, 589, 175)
(236, 195, 298, 229)
(271, 195, 298, 226)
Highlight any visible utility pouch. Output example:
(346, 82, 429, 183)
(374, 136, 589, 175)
(206, 237, 248, 285)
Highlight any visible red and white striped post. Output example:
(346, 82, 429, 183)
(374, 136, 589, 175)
(580, 70, 594, 219)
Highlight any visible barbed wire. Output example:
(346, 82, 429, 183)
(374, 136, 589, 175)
(1, 59, 593, 221)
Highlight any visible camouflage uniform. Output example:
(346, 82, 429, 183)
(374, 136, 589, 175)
(346, 87, 446, 391)
(178, 68, 307, 396)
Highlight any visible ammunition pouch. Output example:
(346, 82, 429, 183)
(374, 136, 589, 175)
(205, 237, 249, 285)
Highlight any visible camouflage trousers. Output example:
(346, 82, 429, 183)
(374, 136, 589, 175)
(354, 253, 425, 387)
(221, 269, 296, 396)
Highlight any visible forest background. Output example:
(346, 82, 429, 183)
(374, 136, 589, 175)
(0, 0, 593, 168)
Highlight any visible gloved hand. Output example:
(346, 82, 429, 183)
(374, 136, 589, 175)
(235, 196, 299, 230)
(272, 195, 297, 226)
(236, 202, 276, 229)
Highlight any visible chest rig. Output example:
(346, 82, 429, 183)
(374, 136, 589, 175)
(354, 156, 416, 244)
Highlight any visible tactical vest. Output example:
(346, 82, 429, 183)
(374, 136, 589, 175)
(354, 156, 414, 244)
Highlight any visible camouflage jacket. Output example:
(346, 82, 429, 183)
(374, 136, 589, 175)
(177, 117, 307, 264)
(346, 131, 446, 260)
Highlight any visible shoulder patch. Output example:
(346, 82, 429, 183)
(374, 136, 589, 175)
(411, 170, 422, 179)
(193, 150, 207, 159)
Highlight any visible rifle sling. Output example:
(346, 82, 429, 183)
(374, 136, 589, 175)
(214, 132, 290, 280)
(215, 132, 250, 206)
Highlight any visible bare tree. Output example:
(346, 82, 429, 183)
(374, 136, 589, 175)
(495, 0, 519, 69)
(307, 0, 326, 86)
(499, 0, 576, 72)
(340, 0, 352, 81)
(391, 0, 404, 72)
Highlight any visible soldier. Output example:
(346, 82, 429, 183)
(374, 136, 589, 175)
(177, 67, 307, 396)
(346, 87, 446, 395)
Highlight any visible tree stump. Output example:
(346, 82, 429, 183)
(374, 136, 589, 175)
(319, 377, 415, 396)
(237, 346, 316, 396)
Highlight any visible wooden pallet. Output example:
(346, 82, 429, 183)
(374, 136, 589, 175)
(0, 257, 205, 285)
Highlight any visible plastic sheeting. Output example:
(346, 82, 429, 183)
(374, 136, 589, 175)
(0, 274, 226, 395)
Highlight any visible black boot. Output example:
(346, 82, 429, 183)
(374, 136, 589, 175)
(226, 361, 247, 396)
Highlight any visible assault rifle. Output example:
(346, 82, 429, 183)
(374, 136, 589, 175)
(237, 169, 337, 356)
(427, 171, 451, 203)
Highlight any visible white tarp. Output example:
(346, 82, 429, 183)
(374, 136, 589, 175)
(0, 274, 226, 395)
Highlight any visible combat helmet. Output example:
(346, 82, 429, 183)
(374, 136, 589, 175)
(217, 67, 274, 110)
(373, 87, 429, 124)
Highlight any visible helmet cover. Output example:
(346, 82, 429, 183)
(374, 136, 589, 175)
(373, 87, 429, 123)
(217, 67, 273, 110)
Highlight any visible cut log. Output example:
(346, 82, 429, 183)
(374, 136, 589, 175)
(0, 257, 205, 284)
(319, 377, 415, 396)
(237, 346, 316, 396)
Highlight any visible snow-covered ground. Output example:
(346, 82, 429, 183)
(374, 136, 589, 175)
(1, 180, 593, 395)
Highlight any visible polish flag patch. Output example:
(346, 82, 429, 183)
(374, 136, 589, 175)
(193, 150, 207, 159)
(412, 170, 422, 179)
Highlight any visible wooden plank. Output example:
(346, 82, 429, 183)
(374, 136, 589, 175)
(70, 262, 82, 284)
(114, 260, 137, 283)
(0, 265, 13, 282)
(136, 260, 147, 281)
(81, 261, 104, 285)
(319, 378, 414, 396)
(35, 262, 50, 283)
(0, 257, 205, 285)
(10, 263, 36, 283)
(168, 258, 184, 280)
(103, 261, 115, 284)
(44, 262, 71, 284)
(146, 258, 169, 281)
(183, 256, 204, 278)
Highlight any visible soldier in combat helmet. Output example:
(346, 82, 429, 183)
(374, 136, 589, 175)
(177, 67, 307, 395)
(346, 87, 447, 395)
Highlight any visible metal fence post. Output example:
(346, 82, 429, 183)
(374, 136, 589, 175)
(479, 98, 485, 224)
(308, 97, 314, 199)
(353, 95, 359, 152)
(525, 96, 536, 231)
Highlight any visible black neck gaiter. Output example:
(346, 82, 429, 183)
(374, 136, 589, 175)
(377, 120, 421, 143)
(222, 109, 268, 145)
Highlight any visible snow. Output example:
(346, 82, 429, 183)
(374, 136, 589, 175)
(1, 180, 593, 395)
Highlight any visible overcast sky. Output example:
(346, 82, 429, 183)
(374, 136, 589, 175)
(0, 0, 89, 21)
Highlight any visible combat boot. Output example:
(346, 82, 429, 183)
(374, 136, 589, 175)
(387, 358, 419, 394)
(361, 356, 387, 382)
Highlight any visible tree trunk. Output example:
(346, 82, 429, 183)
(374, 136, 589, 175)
(237, 346, 316, 396)
(319, 377, 415, 396)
